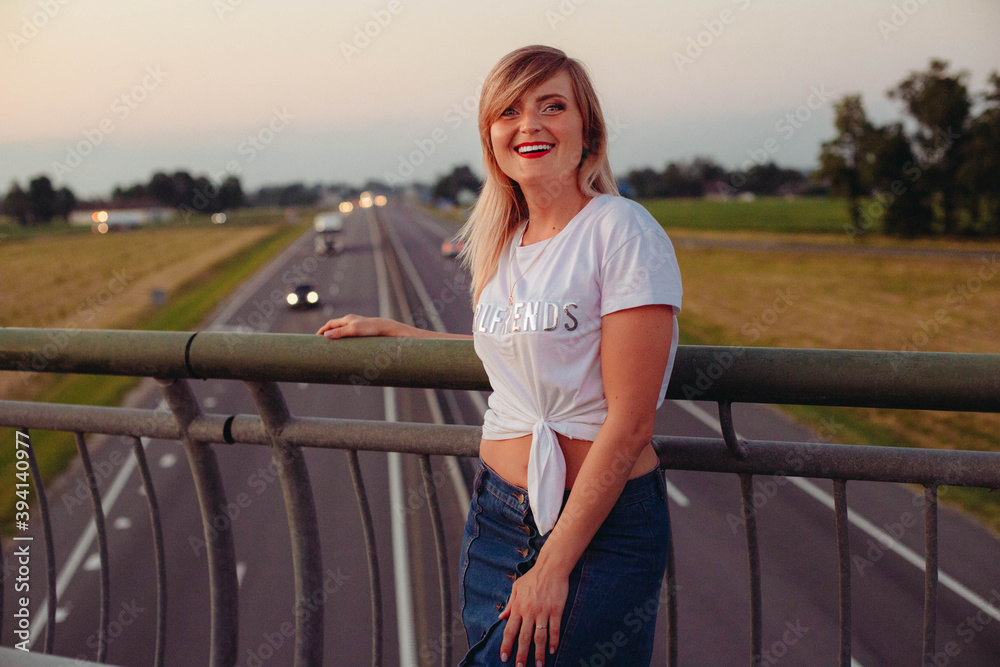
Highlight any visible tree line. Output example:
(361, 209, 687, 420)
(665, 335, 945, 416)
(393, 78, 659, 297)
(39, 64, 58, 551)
(819, 59, 1000, 238)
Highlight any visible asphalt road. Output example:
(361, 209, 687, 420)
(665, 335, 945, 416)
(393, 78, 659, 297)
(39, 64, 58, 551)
(4, 200, 1000, 666)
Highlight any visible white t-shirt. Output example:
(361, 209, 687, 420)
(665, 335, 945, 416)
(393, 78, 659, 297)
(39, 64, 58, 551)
(472, 194, 683, 535)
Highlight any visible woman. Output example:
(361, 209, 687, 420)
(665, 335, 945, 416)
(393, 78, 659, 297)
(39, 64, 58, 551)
(318, 45, 682, 666)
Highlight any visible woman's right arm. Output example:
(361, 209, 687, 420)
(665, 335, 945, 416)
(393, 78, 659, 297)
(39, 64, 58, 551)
(316, 314, 472, 340)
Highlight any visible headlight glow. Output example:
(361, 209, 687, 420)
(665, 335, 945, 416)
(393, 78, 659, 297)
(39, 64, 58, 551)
(286, 293, 299, 305)
(307, 291, 319, 303)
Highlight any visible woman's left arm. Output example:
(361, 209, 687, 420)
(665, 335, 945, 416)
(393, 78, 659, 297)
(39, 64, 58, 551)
(499, 304, 674, 664)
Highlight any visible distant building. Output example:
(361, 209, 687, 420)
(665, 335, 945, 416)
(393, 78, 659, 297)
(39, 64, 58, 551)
(70, 203, 175, 232)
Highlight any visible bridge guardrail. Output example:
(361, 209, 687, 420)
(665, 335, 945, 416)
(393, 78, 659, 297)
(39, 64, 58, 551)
(1, 328, 998, 666)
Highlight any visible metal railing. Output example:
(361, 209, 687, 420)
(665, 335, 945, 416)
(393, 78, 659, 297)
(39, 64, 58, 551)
(1, 327, 999, 667)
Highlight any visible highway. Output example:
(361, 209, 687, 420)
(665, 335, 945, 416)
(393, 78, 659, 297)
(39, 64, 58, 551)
(4, 199, 1000, 666)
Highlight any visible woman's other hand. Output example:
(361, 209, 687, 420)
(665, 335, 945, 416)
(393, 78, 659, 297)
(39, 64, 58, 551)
(498, 563, 568, 664)
(316, 314, 403, 338)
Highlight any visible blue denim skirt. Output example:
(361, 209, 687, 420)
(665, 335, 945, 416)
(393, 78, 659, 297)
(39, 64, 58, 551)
(458, 460, 671, 666)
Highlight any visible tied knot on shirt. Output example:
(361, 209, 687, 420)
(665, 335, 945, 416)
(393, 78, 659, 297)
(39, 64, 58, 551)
(527, 419, 566, 536)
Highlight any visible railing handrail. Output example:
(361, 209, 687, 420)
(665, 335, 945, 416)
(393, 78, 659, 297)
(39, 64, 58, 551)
(2, 327, 999, 412)
(3, 327, 1000, 666)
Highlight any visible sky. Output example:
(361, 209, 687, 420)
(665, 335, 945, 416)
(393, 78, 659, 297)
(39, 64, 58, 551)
(1, 0, 998, 199)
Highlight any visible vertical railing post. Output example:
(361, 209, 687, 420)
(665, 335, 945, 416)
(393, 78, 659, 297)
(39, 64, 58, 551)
(245, 381, 325, 667)
(922, 485, 940, 664)
(131, 436, 168, 667)
(833, 480, 852, 666)
(345, 450, 384, 667)
(739, 474, 763, 664)
(74, 433, 110, 663)
(159, 378, 239, 667)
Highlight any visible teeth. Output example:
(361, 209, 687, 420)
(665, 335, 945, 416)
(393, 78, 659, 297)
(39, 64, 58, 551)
(517, 144, 553, 154)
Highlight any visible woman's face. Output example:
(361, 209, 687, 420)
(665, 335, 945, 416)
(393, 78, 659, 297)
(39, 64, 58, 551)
(489, 70, 586, 192)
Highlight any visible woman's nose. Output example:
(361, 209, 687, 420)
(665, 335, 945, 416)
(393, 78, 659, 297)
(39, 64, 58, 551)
(518, 108, 542, 133)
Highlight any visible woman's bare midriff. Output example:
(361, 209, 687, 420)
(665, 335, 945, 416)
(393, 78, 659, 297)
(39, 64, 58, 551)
(479, 433, 660, 490)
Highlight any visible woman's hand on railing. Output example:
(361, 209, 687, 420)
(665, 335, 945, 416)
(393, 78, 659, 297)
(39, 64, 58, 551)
(317, 315, 407, 338)
(317, 315, 473, 340)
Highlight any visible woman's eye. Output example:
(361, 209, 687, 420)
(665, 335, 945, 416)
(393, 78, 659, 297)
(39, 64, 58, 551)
(545, 103, 565, 112)
(501, 108, 517, 117)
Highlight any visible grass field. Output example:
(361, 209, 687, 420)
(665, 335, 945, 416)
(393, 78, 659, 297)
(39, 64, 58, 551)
(640, 196, 858, 234)
(0, 212, 306, 529)
(665, 219, 1000, 531)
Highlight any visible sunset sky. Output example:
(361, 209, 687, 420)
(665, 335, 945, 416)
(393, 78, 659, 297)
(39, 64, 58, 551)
(2, 0, 998, 198)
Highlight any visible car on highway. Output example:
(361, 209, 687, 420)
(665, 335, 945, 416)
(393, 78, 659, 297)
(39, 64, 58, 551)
(441, 236, 465, 258)
(314, 233, 341, 256)
(286, 284, 320, 309)
(313, 212, 343, 233)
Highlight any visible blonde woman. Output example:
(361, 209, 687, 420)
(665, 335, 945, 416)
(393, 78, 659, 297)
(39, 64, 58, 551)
(318, 45, 682, 666)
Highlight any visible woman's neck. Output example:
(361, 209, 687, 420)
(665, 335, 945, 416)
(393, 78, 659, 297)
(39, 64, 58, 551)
(519, 178, 592, 245)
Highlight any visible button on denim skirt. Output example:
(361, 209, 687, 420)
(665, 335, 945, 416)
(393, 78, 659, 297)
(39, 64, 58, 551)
(458, 460, 671, 666)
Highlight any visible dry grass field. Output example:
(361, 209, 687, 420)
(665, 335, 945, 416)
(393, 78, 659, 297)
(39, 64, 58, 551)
(0, 224, 283, 400)
(671, 235, 1000, 526)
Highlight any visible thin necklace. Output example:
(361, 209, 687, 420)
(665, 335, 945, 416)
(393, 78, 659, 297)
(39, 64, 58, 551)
(507, 222, 555, 306)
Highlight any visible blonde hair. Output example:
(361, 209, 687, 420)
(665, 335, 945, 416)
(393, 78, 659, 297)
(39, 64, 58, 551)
(459, 45, 619, 304)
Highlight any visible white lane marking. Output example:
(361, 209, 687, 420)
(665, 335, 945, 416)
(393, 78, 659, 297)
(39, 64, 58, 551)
(83, 553, 101, 572)
(378, 207, 476, 507)
(29, 430, 159, 646)
(675, 400, 1000, 626)
(368, 208, 418, 667)
(791, 475, 1000, 624)
(158, 452, 177, 468)
(665, 480, 690, 507)
(113, 516, 132, 530)
(55, 607, 71, 623)
(237, 562, 248, 587)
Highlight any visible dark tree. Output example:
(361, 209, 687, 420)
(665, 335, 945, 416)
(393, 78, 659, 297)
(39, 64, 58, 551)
(218, 176, 244, 210)
(432, 165, 482, 204)
(54, 187, 77, 220)
(171, 171, 197, 209)
(625, 168, 664, 198)
(28, 175, 57, 224)
(869, 124, 934, 237)
(888, 59, 971, 234)
(1, 182, 30, 225)
(817, 95, 879, 234)
(149, 172, 177, 207)
(956, 72, 1000, 235)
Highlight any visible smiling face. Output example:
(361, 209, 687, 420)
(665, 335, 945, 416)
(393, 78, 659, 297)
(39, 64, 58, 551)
(489, 70, 586, 193)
